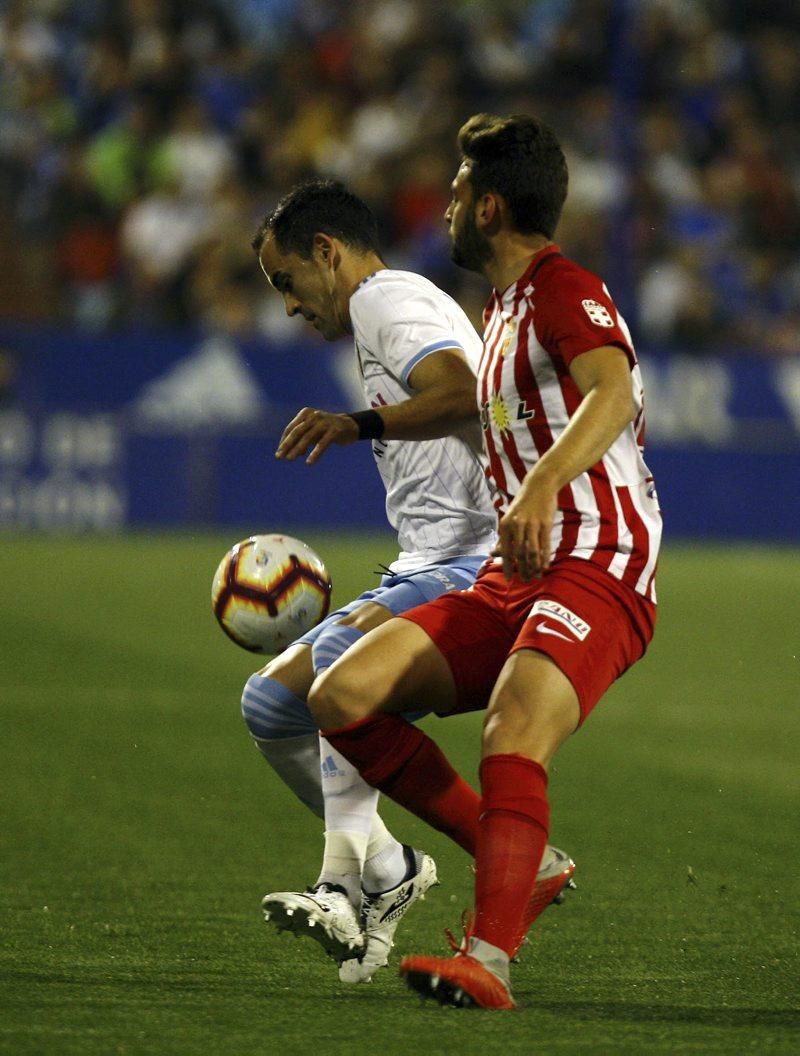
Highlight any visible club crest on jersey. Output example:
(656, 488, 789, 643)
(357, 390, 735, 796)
(499, 317, 517, 357)
(481, 394, 535, 431)
(529, 599, 591, 640)
(581, 299, 615, 327)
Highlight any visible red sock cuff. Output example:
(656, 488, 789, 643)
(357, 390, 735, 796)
(479, 753, 550, 833)
(320, 715, 382, 738)
(323, 714, 426, 788)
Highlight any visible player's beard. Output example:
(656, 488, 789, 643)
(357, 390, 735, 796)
(450, 209, 492, 273)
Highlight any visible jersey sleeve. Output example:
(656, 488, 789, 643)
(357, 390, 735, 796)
(352, 281, 468, 388)
(534, 268, 635, 368)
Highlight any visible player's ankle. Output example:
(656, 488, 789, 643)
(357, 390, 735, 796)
(467, 937, 511, 987)
(362, 838, 408, 893)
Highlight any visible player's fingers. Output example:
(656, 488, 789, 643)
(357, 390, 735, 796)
(500, 518, 525, 581)
(305, 434, 333, 465)
(276, 428, 312, 459)
(276, 409, 320, 458)
(538, 520, 552, 572)
(517, 532, 532, 581)
(277, 417, 328, 460)
(276, 425, 308, 459)
(278, 408, 312, 440)
(519, 524, 541, 581)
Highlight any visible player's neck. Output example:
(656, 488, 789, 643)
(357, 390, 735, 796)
(484, 233, 553, 294)
(342, 252, 387, 301)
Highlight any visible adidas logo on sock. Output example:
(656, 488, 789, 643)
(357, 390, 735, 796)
(321, 755, 346, 779)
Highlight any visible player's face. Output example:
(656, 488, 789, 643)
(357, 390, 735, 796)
(445, 161, 492, 273)
(259, 234, 350, 341)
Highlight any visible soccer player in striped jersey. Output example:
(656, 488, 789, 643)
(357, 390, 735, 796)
(306, 115, 662, 1009)
(243, 178, 575, 984)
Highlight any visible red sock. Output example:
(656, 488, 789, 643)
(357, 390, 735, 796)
(323, 715, 479, 855)
(474, 753, 550, 956)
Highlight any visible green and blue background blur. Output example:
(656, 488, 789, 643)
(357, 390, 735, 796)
(1, 1, 798, 1053)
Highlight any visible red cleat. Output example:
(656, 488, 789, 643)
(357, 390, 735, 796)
(400, 953, 515, 1010)
(511, 846, 576, 958)
(523, 846, 576, 927)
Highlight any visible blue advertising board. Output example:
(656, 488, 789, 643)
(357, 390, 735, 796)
(0, 323, 797, 541)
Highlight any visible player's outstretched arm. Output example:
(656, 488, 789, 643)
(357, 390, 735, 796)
(495, 344, 635, 580)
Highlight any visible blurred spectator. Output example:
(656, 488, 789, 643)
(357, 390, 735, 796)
(0, 0, 798, 357)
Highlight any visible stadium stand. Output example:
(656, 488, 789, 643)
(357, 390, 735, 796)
(1, 0, 798, 355)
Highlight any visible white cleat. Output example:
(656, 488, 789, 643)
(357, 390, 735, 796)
(339, 847, 438, 984)
(262, 884, 365, 964)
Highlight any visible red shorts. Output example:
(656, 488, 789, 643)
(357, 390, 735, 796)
(399, 557, 656, 723)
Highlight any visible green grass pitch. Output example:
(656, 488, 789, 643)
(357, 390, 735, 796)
(1, 533, 798, 1055)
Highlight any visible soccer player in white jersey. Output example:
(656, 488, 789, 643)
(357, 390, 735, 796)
(306, 115, 662, 1009)
(243, 179, 575, 984)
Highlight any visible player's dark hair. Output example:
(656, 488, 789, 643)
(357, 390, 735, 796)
(458, 114, 568, 238)
(252, 179, 381, 258)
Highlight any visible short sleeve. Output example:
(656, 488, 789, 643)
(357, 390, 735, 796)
(534, 269, 635, 369)
(352, 280, 468, 388)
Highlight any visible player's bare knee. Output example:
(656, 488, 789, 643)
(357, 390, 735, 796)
(307, 664, 371, 730)
(258, 642, 314, 699)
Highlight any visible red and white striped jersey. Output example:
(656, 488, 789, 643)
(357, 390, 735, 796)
(478, 245, 661, 602)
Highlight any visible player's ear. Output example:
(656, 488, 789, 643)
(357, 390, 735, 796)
(476, 193, 502, 234)
(313, 233, 338, 270)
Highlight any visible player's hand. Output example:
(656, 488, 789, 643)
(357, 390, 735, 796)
(276, 407, 359, 464)
(493, 478, 557, 581)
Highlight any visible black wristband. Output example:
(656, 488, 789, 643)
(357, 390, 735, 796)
(348, 409, 385, 441)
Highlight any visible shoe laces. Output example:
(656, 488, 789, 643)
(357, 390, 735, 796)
(444, 909, 475, 955)
(307, 883, 347, 898)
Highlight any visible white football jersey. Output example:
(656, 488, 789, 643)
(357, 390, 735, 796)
(348, 270, 496, 572)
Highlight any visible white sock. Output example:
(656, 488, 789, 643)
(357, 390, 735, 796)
(252, 733, 324, 817)
(316, 831, 368, 906)
(363, 836, 408, 894)
(315, 738, 381, 906)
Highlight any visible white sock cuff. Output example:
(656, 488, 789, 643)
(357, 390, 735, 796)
(320, 829, 370, 879)
(365, 813, 394, 859)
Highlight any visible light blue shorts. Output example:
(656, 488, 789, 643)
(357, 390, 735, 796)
(295, 554, 487, 648)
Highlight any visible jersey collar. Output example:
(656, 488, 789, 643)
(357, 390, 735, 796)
(515, 243, 562, 289)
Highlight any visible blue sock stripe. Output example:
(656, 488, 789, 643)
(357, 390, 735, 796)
(311, 643, 343, 667)
(311, 623, 364, 675)
(241, 674, 318, 739)
(242, 695, 305, 728)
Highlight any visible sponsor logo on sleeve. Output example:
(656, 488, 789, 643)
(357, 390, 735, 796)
(528, 599, 591, 640)
(581, 299, 615, 328)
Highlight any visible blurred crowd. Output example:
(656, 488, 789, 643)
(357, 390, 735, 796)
(1, 0, 799, 355)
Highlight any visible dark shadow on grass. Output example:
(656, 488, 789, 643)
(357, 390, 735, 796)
(534, 1001, 800, 1029)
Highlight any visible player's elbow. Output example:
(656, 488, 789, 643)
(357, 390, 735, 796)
(621, 391, 637, 427)
(602, 380, 636, 431)
(448, 386, 481, 425)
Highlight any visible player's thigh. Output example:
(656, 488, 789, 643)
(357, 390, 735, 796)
(482, 649, 581, 768)
(309, 616, 457, 727)
(258, 641, 315, 699)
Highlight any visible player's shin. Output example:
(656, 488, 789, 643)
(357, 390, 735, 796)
(241, 673, 324, 816)
(323, 715, 480, 855)
(473, 754, 550, 958)
(316, 738, 380, 905)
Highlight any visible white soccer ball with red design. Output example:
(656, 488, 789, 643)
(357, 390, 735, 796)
(212, 534, 332, 653)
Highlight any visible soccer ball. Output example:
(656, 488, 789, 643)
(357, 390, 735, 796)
(212, 534, 332, 654)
